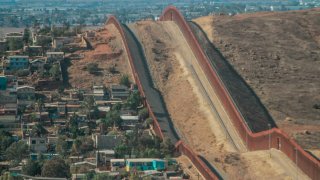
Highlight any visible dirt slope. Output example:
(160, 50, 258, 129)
(194, 8, 320, 150)
(68, 24, 133, 90)
(129, 20, 310, 180)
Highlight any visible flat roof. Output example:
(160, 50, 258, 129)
(46, 52, 64, 54)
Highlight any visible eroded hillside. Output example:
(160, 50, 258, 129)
(194, 8, 320, 151)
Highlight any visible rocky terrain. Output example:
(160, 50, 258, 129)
(194, 8, 320, 151)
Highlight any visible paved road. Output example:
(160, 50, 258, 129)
(121, 24, 180, 144)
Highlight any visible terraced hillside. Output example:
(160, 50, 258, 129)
(194, 8, 320, 152)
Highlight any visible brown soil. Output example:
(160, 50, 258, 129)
(68, 24, 133, 90)
(129, 20, 308, 179)
(194, 8, 320, 151)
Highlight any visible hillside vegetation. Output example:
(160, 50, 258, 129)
(194, 8, 320, 150)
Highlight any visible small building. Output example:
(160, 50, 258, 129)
(17, 86, 35, 101)
(120, 115, 140, 129)
(110, 85, 129, 100)
(5, 33, 23, 50)
(52, 37, 74, 49)
(0, 76, 7, 90)
(32, 34, 51, 46)
(93, 85, 107, 101)
(3, 56, 29, 72)
(30, 58, 46, 70)
(125, 159, 166, 172)
(0, 40, 8, 52)
(24, 46, 43, 56)
(92, 134, 123, 150)
(96, 149, 115, 166)
(111, 159, 125, 171)
(27, 136, 47, 153)
(30, 153, 58, 160)
(46, 52, 64, 63)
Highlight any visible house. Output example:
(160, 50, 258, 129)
(120, 115, 140, 129)
(5, 33, 23, 50)
(125, 158, 166, 172)
(0, 104, 18, 130)
(52, 37, 74, 49)
(110, 85, 129, 100)
(32, 34, 51, 46)
(27, 136, 47, 153)
(30, 153, 58, 160)
(0, 40, 8, 52)
(111, 159, 125, 171)
(93, 85, 107, 101)
(92, 134, 123, 150)
(46, 52, 64, 63)
(96, 150, 115, 166)
(0, 76, 7, 90)
(17, 85, 35, 106)
(30, 58, 46, 70)
(24, 46, 43, 56)
(2, 56, 29, 72)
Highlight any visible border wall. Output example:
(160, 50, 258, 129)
(159, 6, 320, 180)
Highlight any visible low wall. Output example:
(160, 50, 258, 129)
(106, 17, 164, 140)
(160, 6, 320, 180)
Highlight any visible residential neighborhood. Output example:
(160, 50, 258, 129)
(0, 21, 189, 180)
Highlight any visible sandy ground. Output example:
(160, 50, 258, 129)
(129, 20, 309, 179)
(194, 8, 320, 152)
(67, 24, 133, 90)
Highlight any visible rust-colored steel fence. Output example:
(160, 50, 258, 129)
(160, 6, 320, 180)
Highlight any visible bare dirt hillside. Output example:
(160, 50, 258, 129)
(194, 8, 320, 151)
(68, 24, 133, 90)
(130, 20, 309, 180)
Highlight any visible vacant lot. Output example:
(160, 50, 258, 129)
(194, 8, 320, 151)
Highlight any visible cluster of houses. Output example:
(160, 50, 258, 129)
(0, 27, 189, 179)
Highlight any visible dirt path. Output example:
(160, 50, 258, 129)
(129, 20, 310, 179)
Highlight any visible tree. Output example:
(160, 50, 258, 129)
(81, 96, 95, 121)
(0, 130, 14, 154)
(49, 64, 61, 81)
(7, 38, 23, 50)
(103, 110, 122, 128)
(160, 138, 175, 158)
(119, 74, 130, 87)
(114, 144, 130, 158)
(5, 141, 28, 161)
(55, 136, 69, 157)
(30, 123, 48, 137)
(23, 28, 30, 45)
(35, 98, 44, 121)
(86, 63, 99, 75)
(125, 92, 141, 110)
(138, 108, 149, 120)
(22, 159, 41, 176)
(41, 157, 70, 178)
